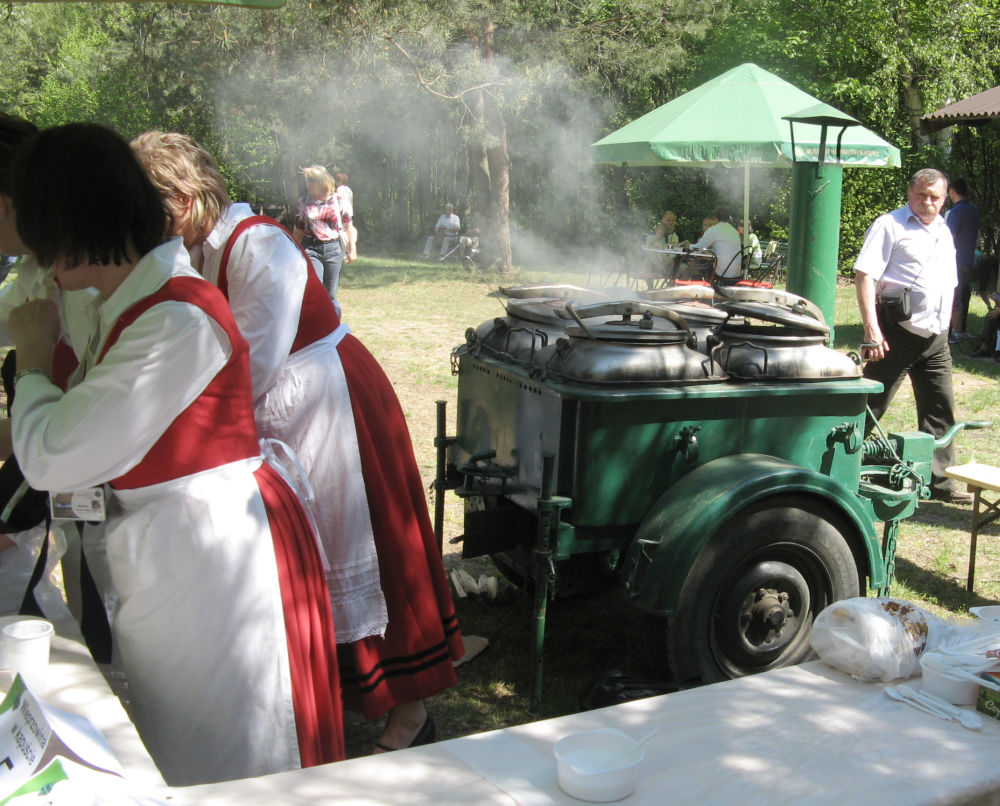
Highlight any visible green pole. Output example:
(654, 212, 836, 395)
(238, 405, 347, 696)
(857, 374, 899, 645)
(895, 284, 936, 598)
(786, 160, 843, 343)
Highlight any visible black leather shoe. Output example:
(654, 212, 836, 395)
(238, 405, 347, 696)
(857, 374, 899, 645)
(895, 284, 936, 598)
(932, 489, 974, 504)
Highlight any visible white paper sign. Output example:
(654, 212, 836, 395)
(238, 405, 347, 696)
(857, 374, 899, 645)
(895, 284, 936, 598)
(0, 675, 124, 804)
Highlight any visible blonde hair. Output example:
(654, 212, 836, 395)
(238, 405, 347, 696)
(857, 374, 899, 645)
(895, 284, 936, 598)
(131, 130, 231, 238)
(301, 165, 336, 198)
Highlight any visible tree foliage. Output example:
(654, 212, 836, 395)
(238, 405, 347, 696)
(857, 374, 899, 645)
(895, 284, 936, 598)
(3, 0, 1000, 271)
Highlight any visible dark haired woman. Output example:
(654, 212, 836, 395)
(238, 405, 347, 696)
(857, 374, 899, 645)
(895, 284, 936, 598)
(7, 123, 343, 785)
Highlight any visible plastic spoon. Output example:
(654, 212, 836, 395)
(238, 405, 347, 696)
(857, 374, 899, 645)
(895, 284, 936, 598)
(907, 687, 985, 730)
(895, 684, 983, 730)
(886, 686, 956, 723)
(593, 728, 659, 772)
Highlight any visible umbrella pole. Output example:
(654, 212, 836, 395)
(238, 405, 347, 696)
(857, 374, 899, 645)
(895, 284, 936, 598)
(743, 165, 750, 275)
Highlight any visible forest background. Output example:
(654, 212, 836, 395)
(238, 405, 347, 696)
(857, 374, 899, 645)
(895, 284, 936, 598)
(3, 0, 1000, 273)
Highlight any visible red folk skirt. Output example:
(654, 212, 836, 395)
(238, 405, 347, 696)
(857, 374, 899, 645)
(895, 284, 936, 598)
(336, 334, 464, 718)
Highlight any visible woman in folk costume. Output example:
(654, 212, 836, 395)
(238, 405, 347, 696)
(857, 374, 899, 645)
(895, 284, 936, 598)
(131, 132, 464, 753)
(7, 123, 343, 785)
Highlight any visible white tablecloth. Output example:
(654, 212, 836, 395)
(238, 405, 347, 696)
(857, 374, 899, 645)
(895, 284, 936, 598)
(174, 660, 1000, 806)
(6, 622, 1000, 806)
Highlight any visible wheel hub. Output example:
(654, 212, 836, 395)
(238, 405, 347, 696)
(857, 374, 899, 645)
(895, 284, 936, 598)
(715, 559, 812, 666)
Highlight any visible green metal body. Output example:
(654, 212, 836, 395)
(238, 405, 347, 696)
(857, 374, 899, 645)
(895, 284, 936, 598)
(446, 351, 938, 704)
(619, 453, 884, 615)
(452, 353, 883, 574)
(786, 160, 844, 339)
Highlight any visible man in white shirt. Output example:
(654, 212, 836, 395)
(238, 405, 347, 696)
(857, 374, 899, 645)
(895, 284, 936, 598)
(685, 208, 742, 284)
(855, 167, 968, 503)
(422, 203, 461, 259)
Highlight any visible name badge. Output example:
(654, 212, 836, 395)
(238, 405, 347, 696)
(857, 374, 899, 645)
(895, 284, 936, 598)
(49, 488, 106, 522)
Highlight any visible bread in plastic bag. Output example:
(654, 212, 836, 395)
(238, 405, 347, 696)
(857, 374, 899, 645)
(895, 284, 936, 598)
(809, 597, 959, 682)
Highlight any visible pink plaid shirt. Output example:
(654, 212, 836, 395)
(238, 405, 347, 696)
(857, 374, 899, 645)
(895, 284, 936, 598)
(295, 193, 352, 243)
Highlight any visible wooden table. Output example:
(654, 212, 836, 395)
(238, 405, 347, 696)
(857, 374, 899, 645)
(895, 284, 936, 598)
(945, 462, 1000, 591)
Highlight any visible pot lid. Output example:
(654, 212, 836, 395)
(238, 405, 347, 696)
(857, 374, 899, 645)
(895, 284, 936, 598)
(565, 317, 691, 344)
(661, 301, 730, 324)
(500, 285, 611, 302)
(561, 300, 695, 345)
(504, 298, 576, 327)
(716, 300, 830, 334)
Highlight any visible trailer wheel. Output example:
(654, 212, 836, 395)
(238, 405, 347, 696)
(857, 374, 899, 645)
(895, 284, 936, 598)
(665, 495, 861, 684)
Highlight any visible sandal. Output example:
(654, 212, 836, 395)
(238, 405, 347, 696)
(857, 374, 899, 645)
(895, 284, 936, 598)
(374, 715, 436, 752)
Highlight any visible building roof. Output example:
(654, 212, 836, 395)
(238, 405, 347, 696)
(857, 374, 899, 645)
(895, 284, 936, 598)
(923, 85, 1000, 132)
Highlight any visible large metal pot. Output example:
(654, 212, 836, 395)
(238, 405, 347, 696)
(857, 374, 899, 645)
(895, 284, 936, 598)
(711, 301, 860, 380)
(532, 301, 726, 385)
(654, 301, 730, 355)
(465, 287, 613, 365)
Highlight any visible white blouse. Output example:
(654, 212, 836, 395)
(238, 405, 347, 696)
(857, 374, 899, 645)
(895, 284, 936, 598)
(11, 238, 230, 492)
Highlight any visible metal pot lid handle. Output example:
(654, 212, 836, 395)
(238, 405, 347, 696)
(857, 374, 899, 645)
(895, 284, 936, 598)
(641, 285, 717, 303)
(714, 287, 827, 326)
(500, 284, 611, 300)
(715, 299, 831, 334)
(562, 300, 693, 336)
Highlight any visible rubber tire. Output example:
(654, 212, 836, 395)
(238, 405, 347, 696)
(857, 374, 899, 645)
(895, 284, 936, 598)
(665, 494, 861, 685)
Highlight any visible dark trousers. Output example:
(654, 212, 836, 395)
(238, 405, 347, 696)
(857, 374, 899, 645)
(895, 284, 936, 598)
(863, 317, 958, 494)
(953, 264, 974, 333)
(980, 314, 1000, 353)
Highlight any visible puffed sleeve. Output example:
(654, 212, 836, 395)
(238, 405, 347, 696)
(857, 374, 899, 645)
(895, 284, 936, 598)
(11, 300, 230, 491)
(222, 225, 307, 401)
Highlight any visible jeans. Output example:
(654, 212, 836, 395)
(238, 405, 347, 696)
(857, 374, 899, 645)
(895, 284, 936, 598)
(304, 238, 344, 298)
(863, 316, 958, 494)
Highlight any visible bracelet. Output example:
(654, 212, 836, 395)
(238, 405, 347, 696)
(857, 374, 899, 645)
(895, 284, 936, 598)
(13, 367, 54, 386)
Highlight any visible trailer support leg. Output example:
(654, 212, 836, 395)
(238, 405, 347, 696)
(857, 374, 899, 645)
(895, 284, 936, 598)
(531, 453, 571, 711)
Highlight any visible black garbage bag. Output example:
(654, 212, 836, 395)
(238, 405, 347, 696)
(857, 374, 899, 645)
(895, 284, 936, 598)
(579, 669, 685, 710)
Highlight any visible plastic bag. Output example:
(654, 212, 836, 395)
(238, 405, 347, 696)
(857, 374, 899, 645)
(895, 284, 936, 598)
(809, 597, 959, 682)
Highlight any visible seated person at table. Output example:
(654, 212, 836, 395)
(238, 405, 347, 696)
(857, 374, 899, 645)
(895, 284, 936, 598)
(682, 208, 742, 285)
(739, 219, 763, 269)
(7, 122, 343, 785)
(422, 203, 461, 258)
(457, 225, 480, 260)
(642, 210, 680, 282)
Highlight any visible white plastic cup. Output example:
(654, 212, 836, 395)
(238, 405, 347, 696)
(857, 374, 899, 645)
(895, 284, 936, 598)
(2, 619, 54, 694)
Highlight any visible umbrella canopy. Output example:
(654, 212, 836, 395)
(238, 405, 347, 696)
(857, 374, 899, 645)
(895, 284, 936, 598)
(591, 63, 900, 169)
(922, 85, 1000, 132)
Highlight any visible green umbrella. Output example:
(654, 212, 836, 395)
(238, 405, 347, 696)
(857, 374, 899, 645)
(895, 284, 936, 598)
(592, 63, 900, 169)
(592, 63, 900, 242)
(593, 63, 901, 329)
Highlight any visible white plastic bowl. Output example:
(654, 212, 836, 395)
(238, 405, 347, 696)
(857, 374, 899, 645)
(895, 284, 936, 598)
(970, 606, 1000, 624)
(553, 728, 644, 802)
(920, 652, 979, 706)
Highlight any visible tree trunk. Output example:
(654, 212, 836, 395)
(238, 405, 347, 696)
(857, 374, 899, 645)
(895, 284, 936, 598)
(899, 63, 926, 149)
(468, 16, 512, 273)
(485, 98, 512, 273)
